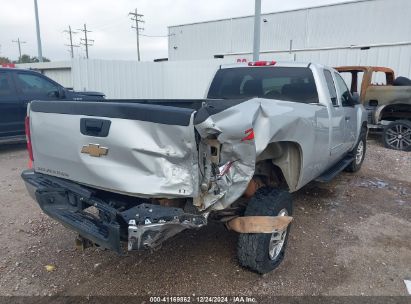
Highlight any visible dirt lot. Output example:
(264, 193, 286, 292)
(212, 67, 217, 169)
(0, 137, 410, 297)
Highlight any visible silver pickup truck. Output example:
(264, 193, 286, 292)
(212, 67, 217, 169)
(22, 61, 367, 274)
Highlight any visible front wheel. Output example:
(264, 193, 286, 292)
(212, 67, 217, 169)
(345, 127, 367, 173)
(383, 120, 411, 151)
(237, 187, 292, 274)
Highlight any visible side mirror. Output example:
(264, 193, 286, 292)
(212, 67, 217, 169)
(47, 90, 59, 98)
(342, 91, 359, 107)
(47, 88, 66, 99)
(58, 87, 66, 99)
(352, 92, 360, 105)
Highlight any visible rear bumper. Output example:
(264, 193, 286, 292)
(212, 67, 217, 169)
(21, 170, 206, 253)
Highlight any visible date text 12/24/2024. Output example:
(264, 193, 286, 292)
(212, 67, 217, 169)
(149, 296, 258, 303)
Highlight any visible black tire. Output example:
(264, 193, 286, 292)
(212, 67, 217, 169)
(393, 76, 411, 86)
(383, 120, 411, 151)
(345, 127, 367, 172)
(237, 187, 292, 274)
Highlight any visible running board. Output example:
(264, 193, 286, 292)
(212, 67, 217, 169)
(315, 156, 354, 182)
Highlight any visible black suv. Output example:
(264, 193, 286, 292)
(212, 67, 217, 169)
(0, 67, 105, 142)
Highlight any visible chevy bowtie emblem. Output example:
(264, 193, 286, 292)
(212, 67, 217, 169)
(81, 144, 108, 157)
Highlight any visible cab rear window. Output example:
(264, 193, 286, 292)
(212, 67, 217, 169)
(207, 67, 318, 104)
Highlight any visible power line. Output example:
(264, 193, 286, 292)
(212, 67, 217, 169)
(129, 8, 144, 61)
(63, 25, 79, 59)
(12, 38, 27, 63)
(77, 24, 94, 59)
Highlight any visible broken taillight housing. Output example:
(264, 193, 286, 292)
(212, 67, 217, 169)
(25, 116, 34, 167)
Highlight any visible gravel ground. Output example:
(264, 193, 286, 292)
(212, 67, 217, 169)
(0, 137, 410, 297)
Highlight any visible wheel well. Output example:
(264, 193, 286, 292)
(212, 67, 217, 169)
(255, 141, 302, 192)
(361, 121, 368, 134)
(379, 103, 411, 122)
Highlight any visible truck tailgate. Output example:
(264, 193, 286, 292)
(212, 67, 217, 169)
(29, 100, 199, 198)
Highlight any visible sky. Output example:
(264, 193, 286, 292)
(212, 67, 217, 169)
(0, 0, 357, 62)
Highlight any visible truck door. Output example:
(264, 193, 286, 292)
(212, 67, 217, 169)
(0, 70, 24, 137)
(323, 70, 346, 162)
(334, 72, 357, 151)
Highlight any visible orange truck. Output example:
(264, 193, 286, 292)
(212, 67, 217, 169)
(336, 66, 411, 151)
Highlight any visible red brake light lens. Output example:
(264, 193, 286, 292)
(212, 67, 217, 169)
(25, 116, 34, 166)
(248, 61, 277, 67)
(241, 128, 255, 141)
(1, 63, 16, 68)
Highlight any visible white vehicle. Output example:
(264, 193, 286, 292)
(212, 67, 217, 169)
(22, 61, 367, 273)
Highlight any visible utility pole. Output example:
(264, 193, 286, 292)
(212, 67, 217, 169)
(129, 9, 144, 61)
(12, 38, 27, 63)
(78, 24, 94, 59)
(64, 26, 79, 58)
(253, 0, 262, 61)
(34, 0, 43, 62)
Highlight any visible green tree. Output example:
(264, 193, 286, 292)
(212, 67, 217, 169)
(19, 54, 31, 63)
(0, 57, 11, 64)
(31, 56, 50, 62)
(13, 54, 51, 63)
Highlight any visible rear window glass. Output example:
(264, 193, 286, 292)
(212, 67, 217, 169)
(207, 67, 318, 104)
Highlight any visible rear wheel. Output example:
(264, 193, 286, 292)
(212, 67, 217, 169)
(237, 187, 292, 274)
(383, 120, 411, 151)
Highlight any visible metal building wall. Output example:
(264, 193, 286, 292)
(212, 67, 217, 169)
(224, 44, 411, 79)
(168, 0, 411, 61)
(71, 59, 164, 98)
(295, 45, 411, 79)
(42, 69, 72, 88)
(18, 50, 411, 101)
(70, 59, 231, 99)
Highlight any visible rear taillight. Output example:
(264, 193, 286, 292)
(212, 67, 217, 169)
(248, 61, 277, 66)
(1, 63, 16, 68)
(25, 116, 34, 167)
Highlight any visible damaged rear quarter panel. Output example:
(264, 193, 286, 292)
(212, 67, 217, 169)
(194, 98, 330, 211)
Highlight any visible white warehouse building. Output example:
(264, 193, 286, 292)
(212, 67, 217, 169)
(168, 0, 411, 77)
(16, 0, 411, 99)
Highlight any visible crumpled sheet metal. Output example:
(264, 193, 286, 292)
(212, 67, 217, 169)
(195, 98, 330, 211)
(31, 111, 200, 199)
(128, 219, 206, 250)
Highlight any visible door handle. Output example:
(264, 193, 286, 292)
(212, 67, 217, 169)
(345, 116, 351, 121)
(80, 118, 111, 137)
